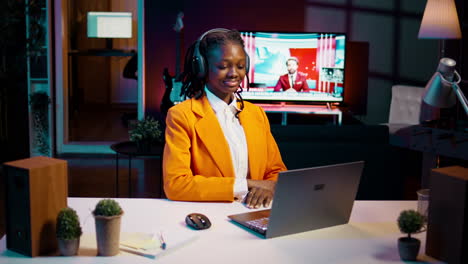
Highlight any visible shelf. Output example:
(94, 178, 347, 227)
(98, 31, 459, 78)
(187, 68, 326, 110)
(69, 49, 135, 57)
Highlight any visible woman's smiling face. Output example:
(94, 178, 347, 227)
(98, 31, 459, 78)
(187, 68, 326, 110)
(205, 42, 247, 104)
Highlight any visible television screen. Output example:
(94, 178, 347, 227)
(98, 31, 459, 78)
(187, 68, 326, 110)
(87, 12, 132, 38)
(240, 31, 346, 104)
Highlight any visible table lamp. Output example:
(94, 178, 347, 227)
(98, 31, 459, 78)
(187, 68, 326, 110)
(418, 0, 462, 57)
(422, 58, 468, 117)
(418, 0, 465, 127)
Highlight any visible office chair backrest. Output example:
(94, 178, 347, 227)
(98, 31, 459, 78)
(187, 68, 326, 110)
(388, 85, 425, 124)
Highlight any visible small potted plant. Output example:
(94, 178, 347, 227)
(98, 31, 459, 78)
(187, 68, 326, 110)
(397, 209, 425, 261)
(56, 207, 82, 256)
(129, 116, 163, 152)
(93, 199, 124, 256)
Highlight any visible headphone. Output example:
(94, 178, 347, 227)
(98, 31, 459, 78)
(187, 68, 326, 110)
(192, 28, 250, 79)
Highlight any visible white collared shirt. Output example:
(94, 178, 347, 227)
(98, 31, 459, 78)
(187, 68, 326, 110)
(205, 88, 249, 201)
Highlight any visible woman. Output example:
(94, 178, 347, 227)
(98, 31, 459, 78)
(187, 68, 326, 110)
(163, 29, 286, 208)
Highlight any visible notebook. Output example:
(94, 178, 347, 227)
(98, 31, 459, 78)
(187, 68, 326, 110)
(228, 160, 364, 238)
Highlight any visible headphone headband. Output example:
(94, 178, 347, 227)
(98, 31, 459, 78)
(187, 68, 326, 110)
(192, 28, 250, 79)
(197, 28, 230, 42)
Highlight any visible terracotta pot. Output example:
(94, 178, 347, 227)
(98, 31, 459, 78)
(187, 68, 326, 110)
(398, 237, 421, 261)
(58, 238, 80, 256)
(94, 212, 124, 256)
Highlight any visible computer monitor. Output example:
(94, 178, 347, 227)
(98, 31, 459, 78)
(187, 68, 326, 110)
(240, 31, 346, 104)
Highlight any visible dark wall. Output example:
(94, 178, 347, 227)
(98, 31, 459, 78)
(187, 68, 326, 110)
(144, 1, 181, 114)
(0, 0, 30, 163)
(439, 0, 467, 125)
(452, 0, 467, 77)
(144, 0, 306, 113)
(454, 0, 467, 124)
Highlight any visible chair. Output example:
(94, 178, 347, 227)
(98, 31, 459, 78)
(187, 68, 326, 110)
(385, 85, 430, 197)
(385, 85, 441, 145)
(387, 85, 425, 134)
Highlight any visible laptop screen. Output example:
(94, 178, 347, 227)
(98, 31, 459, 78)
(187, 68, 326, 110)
(229, 161, 364, 238)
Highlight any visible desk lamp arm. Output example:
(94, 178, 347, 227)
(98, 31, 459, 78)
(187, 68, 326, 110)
(440, 70, 468, 116)
(452, 83, 468, 116)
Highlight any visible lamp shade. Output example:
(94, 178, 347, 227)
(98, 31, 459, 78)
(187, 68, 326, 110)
(418, 0, 462, 39)
(423, 58, 457, 108)
(423, 72, 456, 108)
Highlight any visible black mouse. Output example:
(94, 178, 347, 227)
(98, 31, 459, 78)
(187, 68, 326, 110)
(185, 213, 211, 230)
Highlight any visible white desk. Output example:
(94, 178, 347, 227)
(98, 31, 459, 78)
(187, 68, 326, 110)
(257, 104, 342, 126)
(0, 199, 444, 264)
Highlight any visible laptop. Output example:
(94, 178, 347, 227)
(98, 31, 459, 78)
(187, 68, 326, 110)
(228, 160, 364, 238)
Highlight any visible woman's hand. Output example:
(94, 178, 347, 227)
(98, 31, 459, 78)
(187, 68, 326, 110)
(245, 180, 276, 209)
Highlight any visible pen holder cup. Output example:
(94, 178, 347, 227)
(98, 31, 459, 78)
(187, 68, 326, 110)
(94, 213, 123, 256)
(417, 189, 430, 223)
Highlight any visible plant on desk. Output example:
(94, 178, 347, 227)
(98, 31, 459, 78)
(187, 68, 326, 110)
(93, 199, 124, 256)
(56, 207, 82, 256)
(397, 210, 425, 261)
(129, 116, 163, 152)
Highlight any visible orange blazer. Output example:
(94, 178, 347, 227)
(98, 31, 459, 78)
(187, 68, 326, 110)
(163, 95, 286, 202)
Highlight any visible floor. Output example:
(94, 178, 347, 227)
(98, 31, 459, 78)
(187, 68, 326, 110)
(0, 170, 4, 238)
(66, 103, 164, 198)
(65, 155, 163, 198)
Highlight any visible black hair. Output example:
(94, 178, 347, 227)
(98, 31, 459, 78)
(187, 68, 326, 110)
(180, 29, 250, 116)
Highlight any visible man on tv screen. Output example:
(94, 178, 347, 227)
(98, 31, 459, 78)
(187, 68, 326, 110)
(274, 57, 310, 92)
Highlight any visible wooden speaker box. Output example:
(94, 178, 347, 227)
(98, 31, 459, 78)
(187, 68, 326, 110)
(425, 166, 468, 264)
(3, 156, 68, 257)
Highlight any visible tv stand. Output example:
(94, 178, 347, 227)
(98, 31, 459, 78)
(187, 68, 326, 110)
(257, 103, 342, 126)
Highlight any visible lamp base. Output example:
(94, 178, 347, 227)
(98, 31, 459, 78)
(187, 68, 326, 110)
(420, 118, 455, 130)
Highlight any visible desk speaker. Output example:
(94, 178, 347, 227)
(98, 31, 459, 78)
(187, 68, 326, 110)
(425, 166, 468, 264)
(3, 156, 68, 257)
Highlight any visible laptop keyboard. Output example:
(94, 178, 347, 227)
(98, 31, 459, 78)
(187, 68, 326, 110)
(246, 217, 269, 234)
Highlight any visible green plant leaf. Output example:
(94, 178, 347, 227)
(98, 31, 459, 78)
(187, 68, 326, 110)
(94, 199, 123, 216)
(128, 116, 163, 143)
(397, 209, 424, 236)
(56, 207, 82, 240)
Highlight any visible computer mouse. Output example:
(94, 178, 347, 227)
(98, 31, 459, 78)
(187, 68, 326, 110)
(185, 213, 211, 230)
